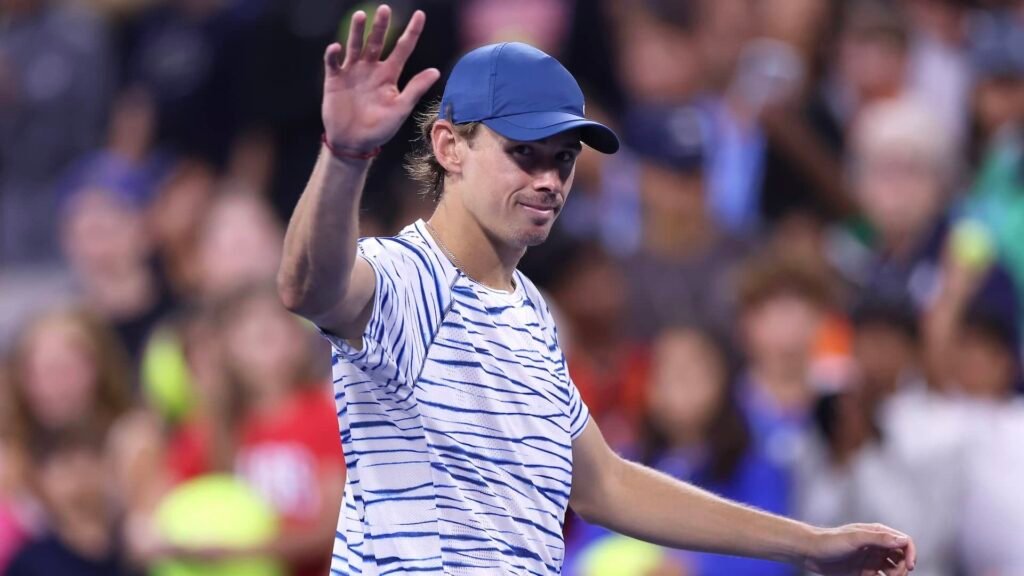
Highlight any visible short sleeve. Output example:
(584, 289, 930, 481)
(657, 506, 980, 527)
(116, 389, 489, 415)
(566, 374, 591, 440)
(534, 280, 590, 441)
(318, 236, 451, 384)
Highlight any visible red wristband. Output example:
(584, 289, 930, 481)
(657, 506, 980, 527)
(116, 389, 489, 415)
(321, 133, 382, 160)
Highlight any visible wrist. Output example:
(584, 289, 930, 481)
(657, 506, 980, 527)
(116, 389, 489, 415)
(321, 133, 382, 162)
(792, 524, 823, 568)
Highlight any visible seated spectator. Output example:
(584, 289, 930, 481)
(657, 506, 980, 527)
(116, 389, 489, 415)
(4, 427, 136, 576)
(619, 104, 752, 341)
(122, 284, 342, 576)
(549, 241, 649, 450)
(61, 185, 177, 373)
(195, 191, 284, 303)
(1, 309, 131, 572)
(566, 326, 791, 576)
(962, 9, 1024, 325)
(735, 253, 833, 501)
(798, 289, 964, 576)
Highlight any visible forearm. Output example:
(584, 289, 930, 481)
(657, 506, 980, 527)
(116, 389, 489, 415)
(585, 459, 814, 565)
(277, 147, 370, 318)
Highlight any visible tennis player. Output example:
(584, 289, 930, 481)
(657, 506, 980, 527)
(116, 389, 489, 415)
(278, 5, 917, 575)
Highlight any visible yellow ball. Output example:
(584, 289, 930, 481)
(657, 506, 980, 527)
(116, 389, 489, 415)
(579, 535, 666, 576)
(951, 219, 995, 271)
(151, 475, 284, 576)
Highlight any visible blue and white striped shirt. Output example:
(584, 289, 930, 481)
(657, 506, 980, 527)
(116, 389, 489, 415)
(321, 220, 590, 575)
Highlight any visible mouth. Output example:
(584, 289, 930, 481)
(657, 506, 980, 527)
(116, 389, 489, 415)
(517, 201, 559, 218)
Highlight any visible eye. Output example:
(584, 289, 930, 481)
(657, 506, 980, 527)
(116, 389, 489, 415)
(511, 144, 533, 157)
(557, 151, 577, 164)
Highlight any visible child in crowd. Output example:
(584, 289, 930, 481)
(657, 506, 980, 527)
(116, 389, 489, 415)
(1, 309, 132, 572)
(4, 428, 136, 576)
(735, 253, 833, 494)
(566, 326, 791, 576)
(126, 283, 344, 576)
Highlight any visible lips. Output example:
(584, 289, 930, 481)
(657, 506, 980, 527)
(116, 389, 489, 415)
(518, 200, 560, 214)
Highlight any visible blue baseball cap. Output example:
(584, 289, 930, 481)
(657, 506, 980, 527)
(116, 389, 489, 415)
(440, 42, 619, 154)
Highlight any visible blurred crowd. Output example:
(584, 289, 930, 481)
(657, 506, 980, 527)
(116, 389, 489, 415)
(1, 0, 1024, 575)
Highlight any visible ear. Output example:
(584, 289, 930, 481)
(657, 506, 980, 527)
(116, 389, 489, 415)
(431, 120, 463, 176)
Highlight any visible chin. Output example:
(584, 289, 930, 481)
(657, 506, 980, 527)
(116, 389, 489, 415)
(514, 221, 554, 247)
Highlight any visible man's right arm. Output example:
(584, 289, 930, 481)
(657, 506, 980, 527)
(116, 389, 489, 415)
(277, 148, 376, 339)
(276, 4, 438, 338)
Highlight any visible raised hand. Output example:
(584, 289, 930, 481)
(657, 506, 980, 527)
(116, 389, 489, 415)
(322, 5, 440, 153)
(804, 524, 917, 576)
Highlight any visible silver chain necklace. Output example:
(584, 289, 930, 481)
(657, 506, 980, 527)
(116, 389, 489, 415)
(424, 221, 516, 292)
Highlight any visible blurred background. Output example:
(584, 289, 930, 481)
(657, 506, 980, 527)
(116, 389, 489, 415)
(2, 0, 1024, 575)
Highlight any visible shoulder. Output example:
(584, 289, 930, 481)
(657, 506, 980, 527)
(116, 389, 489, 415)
(358, 225, 433, 263)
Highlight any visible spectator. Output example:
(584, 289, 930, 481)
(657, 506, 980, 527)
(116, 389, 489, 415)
(549, 241, 648, 449)
(735, 252, 833, 508)
(4, 427, 136, 576)
(5, 308, 131, 455)
(1, 308, 132, 571)
(566, 327, 791, 576)
(619, 104, 751, 341)
(798, 289, 966, 576)
(827, 96, 1018, 330)
(128, 284, 342, 576)
(195, 190, 284, 302)
(60, 185, 176, 373)
(962, 8, 1024, 325)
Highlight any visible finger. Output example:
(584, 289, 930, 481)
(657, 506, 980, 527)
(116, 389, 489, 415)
(343, 10, 367, 67)
(860, 527, 910, 551)
(397, 67, 441, 112)
(324, 43, 343, 77)
(385, 9, 425, 75)
(363, 4, 391, 62)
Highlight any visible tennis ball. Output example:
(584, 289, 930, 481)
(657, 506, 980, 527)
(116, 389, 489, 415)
(151, 475, 284, 576)
(950, 219, 995, 271)
(579, 535, 666, 576)
(141, 329, 194, 423)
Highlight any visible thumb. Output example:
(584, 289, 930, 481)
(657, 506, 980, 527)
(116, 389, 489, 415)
(398, 67, 441, 112)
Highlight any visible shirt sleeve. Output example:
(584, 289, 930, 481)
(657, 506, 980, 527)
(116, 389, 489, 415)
(318, 236, 450, 384)
(566, 373, 591, 441)
(537, 282, 590, 441)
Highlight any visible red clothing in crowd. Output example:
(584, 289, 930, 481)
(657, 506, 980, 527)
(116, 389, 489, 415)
(565, 343, 650, 449)
(168, 386, 345, 576)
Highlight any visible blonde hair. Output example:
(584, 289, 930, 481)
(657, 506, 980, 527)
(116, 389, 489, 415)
(405, 100, 481, 201)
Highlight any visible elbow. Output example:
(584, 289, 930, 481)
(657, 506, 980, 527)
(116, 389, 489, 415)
(276, 269, 347, 323)
(276, 271, 316, 318)
(570, 461, 626, 525)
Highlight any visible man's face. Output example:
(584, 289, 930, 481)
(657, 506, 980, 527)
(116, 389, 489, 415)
(456, 126, 581, 249)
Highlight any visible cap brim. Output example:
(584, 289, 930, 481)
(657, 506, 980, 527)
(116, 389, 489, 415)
(482, 111, 619, 154)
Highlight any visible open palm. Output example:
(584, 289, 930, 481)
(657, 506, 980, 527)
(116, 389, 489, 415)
(804, 524, 916, 576)
(322, 4, 439, 153)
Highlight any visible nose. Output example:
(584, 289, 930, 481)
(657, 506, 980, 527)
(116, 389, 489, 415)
(532, 166, 563, 195)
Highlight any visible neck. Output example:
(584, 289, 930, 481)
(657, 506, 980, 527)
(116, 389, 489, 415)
(427, 202, 522, 292)
(55, 513, 111, 560)
(83, 265, 155, 320)
(751, 360, 812, 411)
